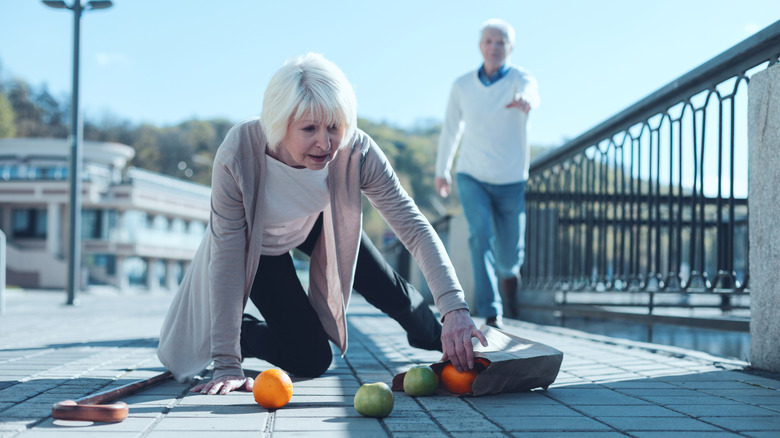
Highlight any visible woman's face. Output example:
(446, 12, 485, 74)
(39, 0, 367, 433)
(274, 115, 343, 170)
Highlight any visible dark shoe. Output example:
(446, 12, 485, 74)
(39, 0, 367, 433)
(485, 316, 503, 329)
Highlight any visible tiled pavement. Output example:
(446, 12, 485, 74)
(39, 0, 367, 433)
(0, 288, 779, 437)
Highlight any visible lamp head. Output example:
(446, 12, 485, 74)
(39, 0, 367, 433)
(42, 0, 68, 8)
(42, 1, 113, 10)
(86, 1, 113, 10)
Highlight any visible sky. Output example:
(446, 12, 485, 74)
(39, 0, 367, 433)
(1, 1, 778, 147)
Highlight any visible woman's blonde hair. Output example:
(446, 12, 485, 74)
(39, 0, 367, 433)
(261, 52, 357, 151)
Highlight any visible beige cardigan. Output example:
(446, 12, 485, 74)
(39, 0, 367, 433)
(157, 118, 467, 382)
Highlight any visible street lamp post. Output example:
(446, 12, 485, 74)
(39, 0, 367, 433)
(42, 0, 113, 305)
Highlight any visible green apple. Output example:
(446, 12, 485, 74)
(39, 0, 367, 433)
(354, 382, 394, 417)
(403, 365, 438, 396)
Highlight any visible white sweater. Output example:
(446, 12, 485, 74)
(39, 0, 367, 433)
(436, 66, 539, 185)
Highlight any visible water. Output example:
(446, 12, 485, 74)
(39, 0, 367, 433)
(518, 311, 750, 362)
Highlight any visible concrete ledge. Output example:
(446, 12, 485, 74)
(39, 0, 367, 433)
(749, 62, 780, 373)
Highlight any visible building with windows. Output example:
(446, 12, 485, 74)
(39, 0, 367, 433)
(0, 138, 210, 291)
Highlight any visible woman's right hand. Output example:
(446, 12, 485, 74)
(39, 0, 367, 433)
(191, 375, 254, 395)
(435, 177, 451, 198)
(440, 309, 488, 372)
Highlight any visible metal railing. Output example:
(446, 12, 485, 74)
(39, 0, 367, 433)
(0, 228, 6, 314)
(523, 20, 780, 322)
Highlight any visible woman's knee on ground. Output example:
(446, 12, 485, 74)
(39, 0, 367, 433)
(283, 339, 333, 378)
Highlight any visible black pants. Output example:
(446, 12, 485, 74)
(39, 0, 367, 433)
(240, 215, 443, 377)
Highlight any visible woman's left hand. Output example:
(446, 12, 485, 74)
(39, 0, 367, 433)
(191, 375, 254, 395)
(440, 309, 488, 372)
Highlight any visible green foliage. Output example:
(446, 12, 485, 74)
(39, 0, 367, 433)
(5, 80, 68, 138)
(0, 92, 15, 138)
(357, 118, 445, 244)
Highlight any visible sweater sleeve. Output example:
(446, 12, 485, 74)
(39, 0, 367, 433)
(517, 71, 540, 110)
(207, 141, 249, 380)
(360, 136, 468, 317)
(435, 81, 465, 179)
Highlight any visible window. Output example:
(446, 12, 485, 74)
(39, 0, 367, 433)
(82, 209, 103, 239)
(189, 221, 206, 236)
(12, 208, 47, 238)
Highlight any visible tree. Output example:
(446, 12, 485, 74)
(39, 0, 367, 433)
(35, 85, 67, 137)
(7, 79, 44, 137)
(0, 92, 16, 138)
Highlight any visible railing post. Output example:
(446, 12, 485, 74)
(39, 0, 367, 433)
(748, 63, 780, 373)
(0, 229, 6, 314)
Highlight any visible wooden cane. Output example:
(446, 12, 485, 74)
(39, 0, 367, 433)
(52, 371, 173, 423)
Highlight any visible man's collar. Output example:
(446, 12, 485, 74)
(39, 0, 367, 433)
(478, 63, 510, 86)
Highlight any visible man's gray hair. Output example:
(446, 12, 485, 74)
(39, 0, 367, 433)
(480, 18, 515, 48)
(261, 52, 357, 152)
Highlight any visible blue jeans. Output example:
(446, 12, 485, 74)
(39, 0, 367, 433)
(456, 173, 526, 318)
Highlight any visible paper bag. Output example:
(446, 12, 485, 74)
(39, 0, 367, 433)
(392, 326, 563, 396)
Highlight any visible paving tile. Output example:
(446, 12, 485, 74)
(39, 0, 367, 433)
(612, 387, 704, 398)
(544, 388, 649, 405)
(510, 433, 628, 438)
(466, 391, 560, 407)
(0, 402, 53, 418)
(273, 406, 359, 417)
(430, 414, 505, 433)
(153, 415, 267, 431)
(382, 416, 441, 432)
(576, 404, 685, 417)
(13, 431, 139, 437)
(637, 395, 736, 406)
(32, 416, 158, 433)
(665, 402, 778, 417)
(147, 433, 261, 438)
(700, 415, 780, 431)
(0, 418, 36, 431)
(415, 396, 476, 412)
(597, 416, 723, 431)
(720, 395, 780, 405)
(493, 415, 614, 432)
(630, 432, 745, 437)
(470, 403, 582, 417)
(392, 433, 448, 438)
(165, 403, 264, 417)
(272, 416, 386, 433)
(601, 379, 680, 389)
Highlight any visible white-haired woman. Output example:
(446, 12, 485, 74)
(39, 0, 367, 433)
(158, 52, 486, 395)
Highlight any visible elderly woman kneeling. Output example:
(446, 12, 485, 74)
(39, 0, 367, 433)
(157, 52, 486, 395)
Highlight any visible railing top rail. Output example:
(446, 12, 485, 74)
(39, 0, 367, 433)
(530, 19, 780, 173)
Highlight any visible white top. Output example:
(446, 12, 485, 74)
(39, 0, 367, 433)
(262, 155, 330, 255)
(436, 66, 540, 185)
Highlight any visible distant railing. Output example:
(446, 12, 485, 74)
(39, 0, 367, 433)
(524, 21, 780, 315)
(0, 228, 6, 314)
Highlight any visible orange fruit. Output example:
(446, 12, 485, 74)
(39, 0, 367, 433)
(440, 363, 477, 394)
(253, 369, 293, 409)
(439, 357, 491, 395)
